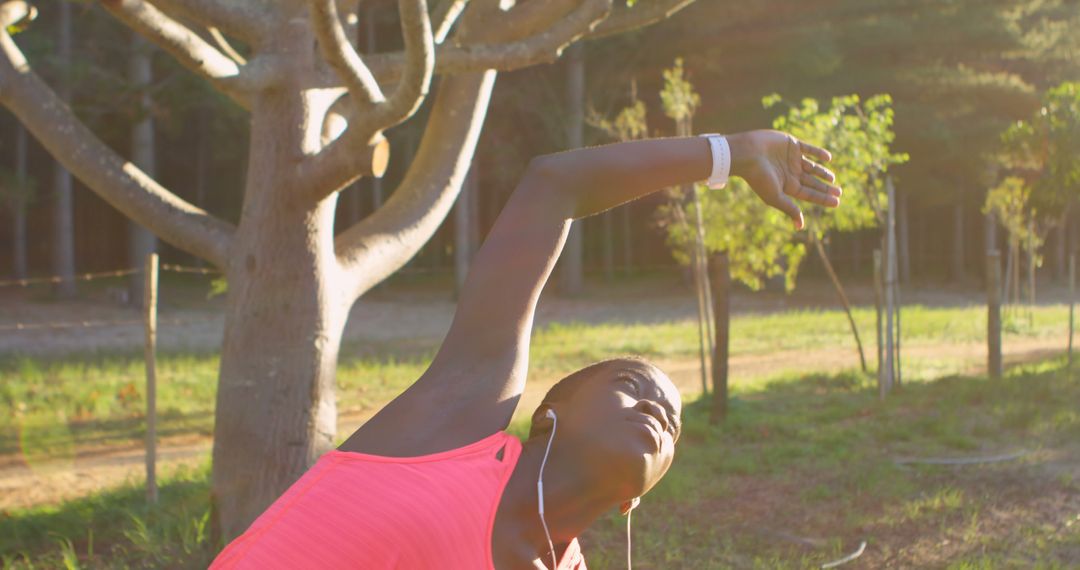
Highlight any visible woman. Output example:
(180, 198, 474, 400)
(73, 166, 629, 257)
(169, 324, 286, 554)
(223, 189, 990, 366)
(210, 130, 840, 569)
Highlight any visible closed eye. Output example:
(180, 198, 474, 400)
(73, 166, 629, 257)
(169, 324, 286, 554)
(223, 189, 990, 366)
(617, 376, 639, 396)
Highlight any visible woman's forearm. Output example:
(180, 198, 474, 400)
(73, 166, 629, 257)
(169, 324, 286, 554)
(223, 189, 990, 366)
(530, 135, 746, 220)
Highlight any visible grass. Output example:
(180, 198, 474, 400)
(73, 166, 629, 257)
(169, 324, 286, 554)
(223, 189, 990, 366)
(0, 299, 1076, 567)
(3, 354, 1079, 567)
(1, 302, 1071, 456)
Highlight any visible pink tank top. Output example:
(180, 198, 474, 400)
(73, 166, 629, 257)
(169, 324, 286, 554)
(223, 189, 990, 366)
(209, 431, 587, 569)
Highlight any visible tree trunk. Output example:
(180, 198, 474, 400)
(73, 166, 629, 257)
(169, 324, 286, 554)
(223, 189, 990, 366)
(602, 210, 614, 281)
(1055, 216, 1067, 282)
(620, 205, 632, 275)
(813, 236, 868, 372)
(882, 179, 897, 396)
(129, 34, 158, 307)
(211, 89, 347, 540)
(52, 0, 76, 298)
(898, 189, 910, 284)
(951, 199, 965, 283)
(454, 166, 476, 294)
(559, 42, 584, 295)
(12, 122, 28, 280)
(1027, 217, 1035, 308)
(709, 251, 730, 424)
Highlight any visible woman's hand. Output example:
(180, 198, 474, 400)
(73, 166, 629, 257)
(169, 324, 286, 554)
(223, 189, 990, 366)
(727, 130, 842, 230)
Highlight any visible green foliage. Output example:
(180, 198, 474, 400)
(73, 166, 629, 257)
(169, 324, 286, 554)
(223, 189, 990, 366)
(983, 176, 1043, 261)
(659, 58, 699, 123)
(587, 99, 648, 142)
(659, 180, 807, 291)
(765, 93, 909, 242)
(1001, 80, 1080, 216)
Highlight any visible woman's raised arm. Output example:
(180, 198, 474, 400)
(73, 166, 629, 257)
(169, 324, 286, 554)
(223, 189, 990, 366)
(341, 131, 840, 456)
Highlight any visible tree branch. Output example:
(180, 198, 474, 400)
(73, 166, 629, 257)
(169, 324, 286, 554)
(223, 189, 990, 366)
(139, 0, 272, 45)
(305, 0, 434, 202)
(310, 0, 385, 108)
(0, 28, 234, 267)
(312, 0, 434, 135)
(587, 0, 696, 39)
(335, 70, 497, 301)
(477, 0, 580, 44)
(359, 0, 611, 85)
(300, 125, 390, 203)
(432, 0, 469, 44)
(100, 0, 255, 108)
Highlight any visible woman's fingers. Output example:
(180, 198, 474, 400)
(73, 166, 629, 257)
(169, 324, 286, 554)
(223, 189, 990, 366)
(771, 193, 805, 230)
(791, 175, 842, 207)
(799, 140, 832, 163)
(801, 157, 836, 184)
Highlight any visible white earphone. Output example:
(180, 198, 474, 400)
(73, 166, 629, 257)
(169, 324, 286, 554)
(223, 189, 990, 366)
(538, 409, 558, 569)
(537, 408, 639, 569)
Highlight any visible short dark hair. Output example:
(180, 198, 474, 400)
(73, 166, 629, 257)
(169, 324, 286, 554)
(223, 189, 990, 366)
(528, 356, 659, 438)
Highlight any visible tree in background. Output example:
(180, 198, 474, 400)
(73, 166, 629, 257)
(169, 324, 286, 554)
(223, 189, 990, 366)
(658, 57, 716, 395)
(995, 81, 1080, 300)
(983, 176, 1042, 308)
(647, 58, 807, 420)
(0, 0, 699, 537)
(765, 93, 908, 372)
(1, 123, 33, 280)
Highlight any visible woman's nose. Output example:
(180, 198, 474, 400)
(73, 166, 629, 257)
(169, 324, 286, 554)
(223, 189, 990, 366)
(634, 399, 670, 434)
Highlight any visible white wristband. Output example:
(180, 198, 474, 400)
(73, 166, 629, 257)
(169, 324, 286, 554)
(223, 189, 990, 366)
(700, 133, 730, 189)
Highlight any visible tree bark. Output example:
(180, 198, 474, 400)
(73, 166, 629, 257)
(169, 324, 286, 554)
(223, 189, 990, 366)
(621, 205, 632, 275)
(898, 189, 910, 284)
(11, 122, 28, 280)
(951, 198, 965, 283)
(129, 34, 158, 307)
(454, 165, 476, 294)
(709, 251, 730, 424)
(812, 235, 868, 372)
(1055, 216, 1067, 282)
(559, 41, 584, 295)
(211, 88, 348, 540)
(52, 0, 75, 298)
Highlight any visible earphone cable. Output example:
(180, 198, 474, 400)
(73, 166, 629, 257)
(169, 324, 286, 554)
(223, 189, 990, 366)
(538, 411, 558, 569)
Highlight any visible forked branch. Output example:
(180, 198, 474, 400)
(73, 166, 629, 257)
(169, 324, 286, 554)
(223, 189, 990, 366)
(358, 0, 611, 86)
(101, 0, 256, 107)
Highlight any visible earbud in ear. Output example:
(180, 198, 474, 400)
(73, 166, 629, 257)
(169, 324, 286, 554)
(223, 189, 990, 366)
(629, 497, 640, 511)
(620, 496, 641, 516)
(545, 409, 556, 421)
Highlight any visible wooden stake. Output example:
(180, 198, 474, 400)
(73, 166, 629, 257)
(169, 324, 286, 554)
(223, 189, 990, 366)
(883, 178, 897, 397)
(873, 249, 884, 393)
(1069, 253, 1075, 369)
(987, 250, 1002, 379)
(710, 252, 731, 424)
(144, 252, 159, 504)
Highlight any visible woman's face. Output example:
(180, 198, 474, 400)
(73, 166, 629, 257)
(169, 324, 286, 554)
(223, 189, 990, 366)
(553, 362, 682, 498)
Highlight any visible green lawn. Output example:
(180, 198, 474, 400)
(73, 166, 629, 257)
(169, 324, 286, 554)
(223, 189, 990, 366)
(3, 357, 1078, 568)
(1, 302, 1076, 567)
(2, 303, 1071, 455)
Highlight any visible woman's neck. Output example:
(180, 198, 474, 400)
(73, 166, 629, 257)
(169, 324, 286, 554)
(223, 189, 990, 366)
(496, 437, 621, 565)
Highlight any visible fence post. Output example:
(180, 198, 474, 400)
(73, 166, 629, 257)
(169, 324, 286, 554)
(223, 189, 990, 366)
(987, 249, 1002, 379)
(1069, 253, 1075, 370)
(144, 253, 159, 504)
(873, 249, 884, 389)
(709, 252, 731, 424)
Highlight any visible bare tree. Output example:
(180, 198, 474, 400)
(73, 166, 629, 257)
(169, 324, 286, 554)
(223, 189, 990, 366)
(0, 0, 697, 537)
